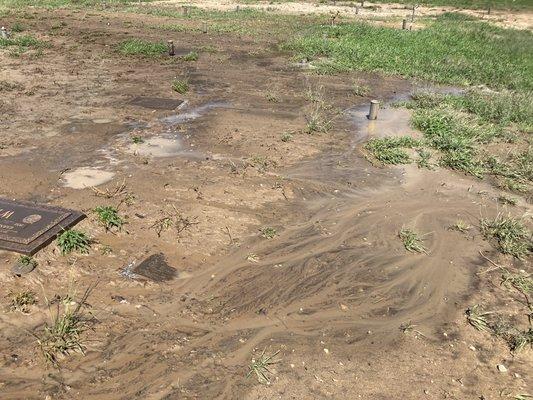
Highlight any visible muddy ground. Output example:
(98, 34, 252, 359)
(0, 5, 531, 400)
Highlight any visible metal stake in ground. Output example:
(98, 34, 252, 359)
(368, 100, 379, 120)
(411, 4, 417, 22)
(402, 19, 408, 30)
(167, 40, 175, 56)
(202, 21, 208, 33)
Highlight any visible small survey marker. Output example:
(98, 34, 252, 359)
(0, 198, 85, 255)
(128, 97, 184, 110)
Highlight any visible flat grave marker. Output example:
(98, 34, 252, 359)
(0, 198, 85, 255)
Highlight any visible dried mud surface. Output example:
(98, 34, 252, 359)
(0, 7, 531, 400)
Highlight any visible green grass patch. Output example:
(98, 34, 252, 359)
(480, 214, 531, 259)
(285, 13, 533, 91)
(182, 50, 198, 61)
(117, 38, 167, 57)
(364, 136, 420, 165)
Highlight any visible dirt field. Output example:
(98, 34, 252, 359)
(0, 3, 531, 400)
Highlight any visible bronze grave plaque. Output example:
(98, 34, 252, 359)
(0, 198, 85, 255)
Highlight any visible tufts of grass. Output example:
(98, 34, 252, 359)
(266, 92, 280, 103)
(480, 214, 531, 259)
(280, 132, 293, 142)
(18, 254, 37, 269)
(94, 206, 124, 231)
(11, 22, 24, 32)
(56, 229, 91, 255)
(501, 270, 533, 295)
(498, 195, 517, 206)
(117, 39, 167, 57)
(246, 349, 280, 384)
(9, 290, 37, 313)
(182, 50, 198, 61)
(352, 82, 370, 97)
(364, 136, 420, 165)
(399, 228, 427, 254)
(449, 220, 471, 233)
(131, 135, 144, 144)
(416, 148, 433, 169)
(171, 78, 189, 94)
(465, 304, 492, 332)
(35, 285, 95, 367)
(260, 227, 277, 239)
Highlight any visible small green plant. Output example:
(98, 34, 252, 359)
(266, 92, 279, 103)
(182, 51, 199, 61)
(280, 132, 293, 142)
(9, 290, 37, 313)
(249, 155, 273, 173)
(117, 39, 167, 57)
(94, 206, 124, 231)
(352, 83, 370, 97)
(399, 228, 427, 254)
(171, 78, 189, 94)
(35, 286, 94, 366)
(260, 227, 277, 239)
(56, 229, 91, 255)
(18, 255, 37, 269)
(480, 214, 531, 259)
(465, 304, 492, 332)
(502, 271, 532, 295)
(497, 195, 517, 206)
(416, 149, 432, 169)
(449, 220, 471, 233)
(131, 136, 144, 144)
(246, 349, 280, 384)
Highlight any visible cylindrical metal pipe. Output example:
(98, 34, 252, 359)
(202, 21, 207, 33)
(402, 19, 408, 30)
(355, 5, 359, 14)
(368, 100, 379, 120)
(167, 40, 175, 56)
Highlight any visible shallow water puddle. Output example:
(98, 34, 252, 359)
(61, 167, 115, 189)
(349, 106, 419, 144)
(159, 101, 230, 125)
(129, 97, 184, 110)
(127, 136, 183, 157)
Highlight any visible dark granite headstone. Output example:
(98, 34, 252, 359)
(132, 253, 177, 282)
(0, 198, 85, 255)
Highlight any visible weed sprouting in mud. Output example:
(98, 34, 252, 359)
(399, 228, 427, 254)
(266, 92, 280, 103)
(150, 207, 198, 237)
(497, 195, 517, 206)
(34, 284, 96, 367)
(56, 229, 91, 255)
(352, 82, 370, 97)
(480, 214, 531, 259)
(171, 78, 189, 94)
(364, 137, 420, 165)
(9, 290, 37, 313)
(260, 227, 277, 239)
(17, 255, 37, 270)
(182, 50, 199, 61)
(449, 220, 471, 233)
(280, 131, 293, 142)
(465, 305, 493, 332)
(416, 149, 433, 169)
(131, 135, 145, 144)
(94, 206, 124, 231)
(247, 349, 280, 384)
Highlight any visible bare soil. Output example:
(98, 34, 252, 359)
(0, 6, 531, 400)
